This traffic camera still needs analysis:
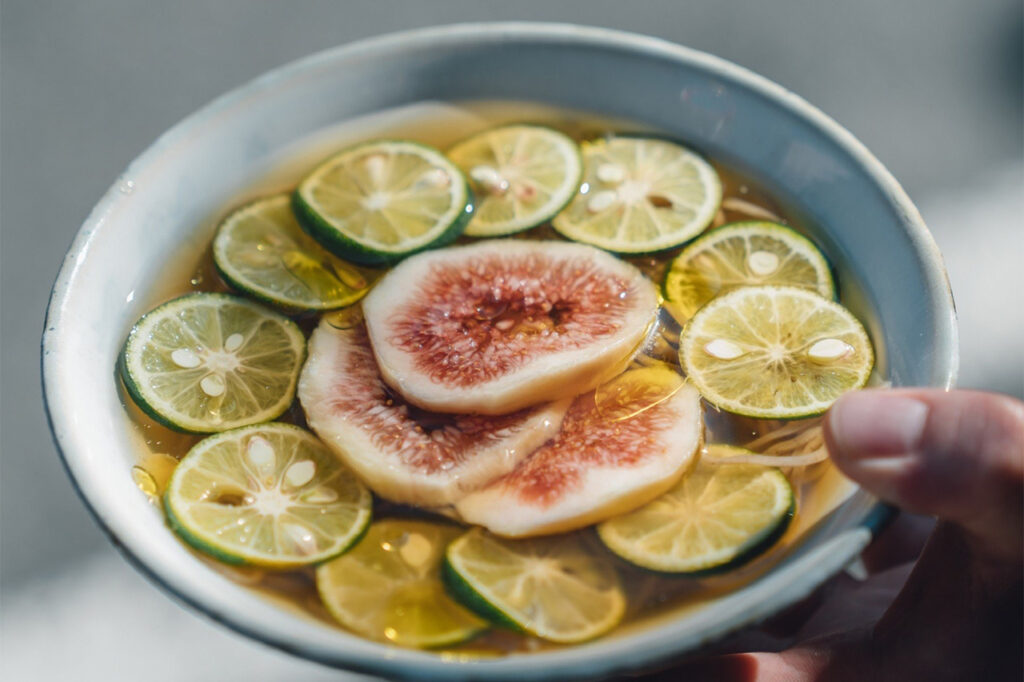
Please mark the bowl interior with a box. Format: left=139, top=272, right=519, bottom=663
left=43, top=23, right=956, bottom=681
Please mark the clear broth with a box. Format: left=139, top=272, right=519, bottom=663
left=121, top=101, right=861, bottom=655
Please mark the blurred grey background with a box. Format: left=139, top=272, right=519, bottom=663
left=1, top=1, right=1021, bottom=679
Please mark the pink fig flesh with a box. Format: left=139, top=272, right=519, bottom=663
left=455, top=381, right=702, bottom=537
left=362, top=240, right=660, bottom=415
left=298, top=319, right=569, bottom=507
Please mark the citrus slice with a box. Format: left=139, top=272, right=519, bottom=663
left=443, top=529, right=625, bottom=643
left=663, top=221, right=835, bottom=321
left=294, top=140, right=472, bottom=265
left=120, top=293, right=306, bottom=433
left=164, top=423, right=372, bottom=568
left=597, top=444, right=794, bottom=574
left=680, top=286, right=873, bottom=418
left=552, top=136, right=721, bottom=253
left=212, top=194, right=371, bottom=311
left=447, top=125, right=582, bottom=236
left=316, top=520, right=487, bottom=648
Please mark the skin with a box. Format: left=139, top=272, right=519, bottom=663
left=642, top=389, right=1024, bottom=681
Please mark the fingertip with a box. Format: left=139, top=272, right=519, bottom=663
left=826, top=388, right=1024, bottom=555
left=658, top=652, right=787, bottom=682
left=647, top=653, right=759, bottom=681
left=825, top=390, right=929, bottom=462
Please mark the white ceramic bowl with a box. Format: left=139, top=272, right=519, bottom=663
left=43, top=23, right=957, bottom=680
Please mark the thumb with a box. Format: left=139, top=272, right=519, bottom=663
left=824, top=388, right=1024, bottom=561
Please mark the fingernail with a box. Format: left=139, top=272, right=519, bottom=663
left=827, top=392, right=929, bottom=460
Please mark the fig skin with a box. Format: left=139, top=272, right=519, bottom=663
left=362, top=240, right=661, bottom=415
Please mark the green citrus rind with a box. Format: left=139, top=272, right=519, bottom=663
left=679, top=286, right=874, bottom=419
left=294, top=139, right=473, bottom=266
left=552, top=136, right=721, bottom=254
left=119, top=293, right=306, bottom=433
left=164, top=423, right=372, bottom=568
left=447, top=124, right=582, bottom=237
left=316, top=520, right=488, bottom=648
left=440, top=557, right=525, bottom=634
left=663, top=221, right=835, bottom=321
left=443, top=529, right=626, bottom=643
left=597, top=445, right=794, bottom=575
left=212, top=194, right=372, bottom=312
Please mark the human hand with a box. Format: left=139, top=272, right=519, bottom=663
left=664, top=389, right=1024, bottom=681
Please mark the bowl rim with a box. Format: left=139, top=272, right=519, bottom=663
left=42, top=21, right=957, bottom=680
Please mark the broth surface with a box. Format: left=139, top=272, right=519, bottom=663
left=120, top=100, right=863, bottom=655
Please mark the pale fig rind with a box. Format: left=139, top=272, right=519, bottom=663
left=455, top=382, right=703, bottom=537
left=362, top=240, right=660, bottom=415
left=298, top=319, right=569, bottom=507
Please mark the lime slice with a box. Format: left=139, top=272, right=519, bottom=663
left=664, top=221, right=835, bottom=321
left=680, top=286, right=874, bottom=418
left=447, top=125, right=582, bottom=236
left=316, top=520, right=487, bottom=648
left=597, top=445, right=793, bottom=574
left=164, top=423, right=372, bottom=568
left=552, top=136, right=721, bottom=253
left=212, top=195, right=371, bottom=311
left=443, top=529, right=625, bottom=643
left=294, top=140, right=472, bottom=265
left=120, top=293, right=305, bottom=433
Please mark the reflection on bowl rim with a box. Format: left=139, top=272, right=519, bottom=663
left=42, top=22, right=957, bottom=681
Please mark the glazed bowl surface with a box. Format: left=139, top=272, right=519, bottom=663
left=43, top=22, right=957, bottom=681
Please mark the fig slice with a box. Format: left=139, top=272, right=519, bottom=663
left=454, top=369, right=703, bottom=537
left=298, top=318, right=570, bottom=507
left=361, top=240, right=660, bottom=415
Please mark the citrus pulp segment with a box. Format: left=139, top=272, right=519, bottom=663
left=212, top=194, right=372, bottom=311
left=680, top=286, right=874, bottom=418
left=663, top=221, right=835, bottom=321
left=443, top=528, right=626, bottom=643
left=597, top=444, right=794, bottom=574
left=294, top=140, right=472, bottom=265
left=316, top=520, right=487, bottom=648
left=120, top=293, right=306, bottom=433
left=552, top=136, right=721, bottom=253
left=164, top=423, right=372, bottom=568
left=447, top=124, right=582, bottom=236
